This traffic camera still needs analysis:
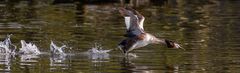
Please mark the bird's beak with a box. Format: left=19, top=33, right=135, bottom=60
left=179, top=46, right=185, bottom=51
left=174, top=43, right=185, bottom=50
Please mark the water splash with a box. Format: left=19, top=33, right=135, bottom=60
left=127, top=53, right=138, bottom=58
left=50, top=41, right=67, bottom=56
left=49, top=41, right=68, bottom=69
left=0, top=35, right=15, bottom=72
left=49, top=54, right=69, bottom=72
left=86, top=43, right=111, bottom=59
left=50, top=54, right=66, bottom=63
left=19, top=40, right=41, bottom=55
left=0, top=35, right=16, bottom=55
left=87, top=43, right=111, bottom=54
left=18, top=40, right=41, bottom=66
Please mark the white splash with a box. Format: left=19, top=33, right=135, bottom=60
left=19, top=40, right=41, bottom=55
left=50, top=41, right=66, bottom=56
left=0, top=35, right=16, bottom=55
left=87, top=44, right=111, bottom=54
left=86, top=43, right=111, bottom=59
left=87, top=47, right=111, bottom=54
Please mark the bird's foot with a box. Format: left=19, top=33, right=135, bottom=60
left=124, top=53, right=138, bottom=58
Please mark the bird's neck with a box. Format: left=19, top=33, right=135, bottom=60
left=153, top=38, right=165, bottom=44
left=145, top=34, right=167, bottom=45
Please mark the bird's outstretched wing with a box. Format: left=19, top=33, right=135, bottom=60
left=126, top=7, right=145, bottom=31
left=119, top=7, right=145, bottom=37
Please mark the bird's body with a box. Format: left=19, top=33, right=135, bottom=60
left=118, top=7, right=182, bottom=55
left=119, top=33, right=148, bottom=53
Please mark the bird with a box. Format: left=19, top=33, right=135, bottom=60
left=118, top=7, right=182, bottom=55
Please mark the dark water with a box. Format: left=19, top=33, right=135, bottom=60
left=0, top=0, right=240, bottom=73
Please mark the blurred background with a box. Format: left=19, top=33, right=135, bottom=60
left=0, top=0, right=239, bottom=73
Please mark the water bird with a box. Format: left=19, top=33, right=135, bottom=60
left=118, top=7, right=182, bottom=55
left=19, top=40, right=41, bottom=55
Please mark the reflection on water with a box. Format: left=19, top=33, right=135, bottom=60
left=20, top=54, right=39, bottom=65
left=0, top=0, right=239, bottom=73
left=0, top=35, right=16, bottom=54
left=49, top=54, right=70, bottom=72
left=120, top=57, right=151, bottom=73
left=50, top=53, right=66, bottom=63
left=0, top=54, right=11, bottom=72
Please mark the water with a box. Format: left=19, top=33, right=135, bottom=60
left=0, top=0, right=240, bottom=73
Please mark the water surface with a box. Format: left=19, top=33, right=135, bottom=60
left=0, top=0, right=239, bottom=73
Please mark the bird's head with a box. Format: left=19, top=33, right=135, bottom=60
left=165, top=40, right=184, bottom=50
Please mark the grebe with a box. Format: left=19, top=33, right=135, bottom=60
left=118, top=7, right=182, bottom=55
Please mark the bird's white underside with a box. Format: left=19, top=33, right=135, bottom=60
left=128, top=34, right=153, bottom=52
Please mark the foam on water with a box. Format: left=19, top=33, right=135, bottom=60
left=19, top=40, right=41, bottom=55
